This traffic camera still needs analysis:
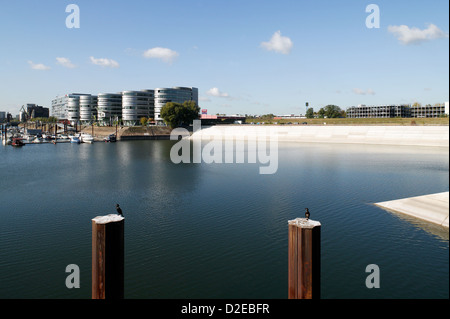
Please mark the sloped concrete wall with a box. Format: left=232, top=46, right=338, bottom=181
left=191, top=125, right=449, bottom=147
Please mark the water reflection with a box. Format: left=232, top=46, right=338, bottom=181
left=0, top=140, right=448, bottom=298
left=377, top=206, right=449, bottom=241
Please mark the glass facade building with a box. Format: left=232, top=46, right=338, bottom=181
left=52, top=93, right=93, bottom=125
left=51, top=86, right=199, bottom=125
left=154, top=87, right=198, bottom=123
left=122, top=90, right=154, bottom=126
left=80, top=95, right=98, bottom=124
left=97, top=93, right=123, bottom=126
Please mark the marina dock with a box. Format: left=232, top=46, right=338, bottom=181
left=375, top=192, right=449, bottom=227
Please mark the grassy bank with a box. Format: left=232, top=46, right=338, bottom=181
left=245, top=117, right=449, bottom=126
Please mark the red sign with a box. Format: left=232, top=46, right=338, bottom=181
left=201, top=109, right=207, bottom=114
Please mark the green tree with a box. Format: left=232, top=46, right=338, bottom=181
left=305, top=108, right=314, bottom=118
left=160, top=101, right=200, bottom=128
left=317, top=108, right=326, bottom=118
left=323, top=105, right=342, bottom=118
left=140, top=117, right=148, bottom=126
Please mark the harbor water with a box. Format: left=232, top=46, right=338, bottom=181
left=0, top=140, right=448, bottom=298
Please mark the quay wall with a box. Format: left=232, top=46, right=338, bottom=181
left=190, top=125, right=449, bottom=147
left=81, top=126, right=172, bottom=141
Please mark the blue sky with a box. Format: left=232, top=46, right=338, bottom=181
left=0, top=0, right=448, bottom=116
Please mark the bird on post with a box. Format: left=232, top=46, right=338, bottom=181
left=305, top=208, right=310, bottom=220
left=116, top=204, right=123, bottom=216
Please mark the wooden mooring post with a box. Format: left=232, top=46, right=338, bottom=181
left=92, top=214, right=124, bottom=299
left=288, top=215, right=321, bottom=299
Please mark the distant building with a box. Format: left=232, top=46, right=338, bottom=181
left=200, top=114, right=246, bottom=125
left=274, top=115, right=306, bottom=119
left=346, top=104, right=410, bottom=118
left=52, top=93, right=94, bottom=124
left=0, top=111, right=5, bottom=122
left=154, top=87, right=198, bottom=123
left=347, top=103, right=449, bottom=118
left=22, top=104, right=49, bottom=119
left=410, top=103, right=448, bottom=118
left=52, top=86, right=198, bottom=125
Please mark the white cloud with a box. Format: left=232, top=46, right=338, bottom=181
left=56, top=57, right=76, bottom=68
left=199, top=96, right=211, bottom=102
left=27, top=60, right=51, bottom=70
left=388, top=23, right=448, bottom=45
left=353, top=88, right=376, bottom=95
left=206, top=87, right=229, bottom=98
left=89, top=56, right=119, bottom=68
left=260, top=30, right=293, bottom=54
left=143, top=47, right=179, bottom=64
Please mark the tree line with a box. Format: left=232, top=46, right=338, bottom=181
left=306, top=105, right=345, bottom=118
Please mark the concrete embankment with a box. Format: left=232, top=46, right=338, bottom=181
left=119, top=126, right=172, bottom=140
left=190, top=125, right=449, bottom=147
left=375, top=192, right=449, bottom=227
left=81, top=126, right=172, bottom=141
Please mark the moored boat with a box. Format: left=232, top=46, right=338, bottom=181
left=33, top=136, right=43, bottom=143
left=80, top=133, right=94, bottom=144
left=12, top=137, right=25, bottom=147
left=104, top=134, right=116, bottom=142
left=69, top=135, right=81, bottom=144
left=22, top=134, right=35, bottom=142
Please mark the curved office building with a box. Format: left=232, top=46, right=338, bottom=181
left=122, top=90, right=154, bottom=126
left=154, top=87, right=198, bottom=123
left=97, top=93, right=122, bottom=126
left=67, top=95, right=80, bottom=125
left=80, top=95, right=97, bottom=124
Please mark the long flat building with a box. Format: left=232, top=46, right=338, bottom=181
left=347, top=103, right=449, bottom=118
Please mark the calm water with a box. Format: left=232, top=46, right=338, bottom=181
left=0, top=139, right=448, bottom=299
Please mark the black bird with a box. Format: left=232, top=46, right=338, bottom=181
left=305, top=208, right=310, bottom=220
left=116, top=204, right=123, bottom=216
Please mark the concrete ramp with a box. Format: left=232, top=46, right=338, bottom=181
left=375, top=192, right=449, bottom=227
left=191, top=125, right=449, bottom=147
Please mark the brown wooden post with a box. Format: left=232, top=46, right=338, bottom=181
left=92, top=214, right=124, bottom=299
left=288, top=217, right=321, bottom=299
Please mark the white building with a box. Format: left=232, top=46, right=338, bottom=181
left=52, top=86, right=199, bottom=125
left=97, top=93, right=122, bottom=126
left=154, top=87, right=198, bottom=123
left=52, top=93, right=94, bottom=125
left=122, top=90, right=154, bottom=126
left=80, top=95, right=98, bottom=124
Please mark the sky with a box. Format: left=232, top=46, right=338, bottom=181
left=0, top=0, right=448, bottom=116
